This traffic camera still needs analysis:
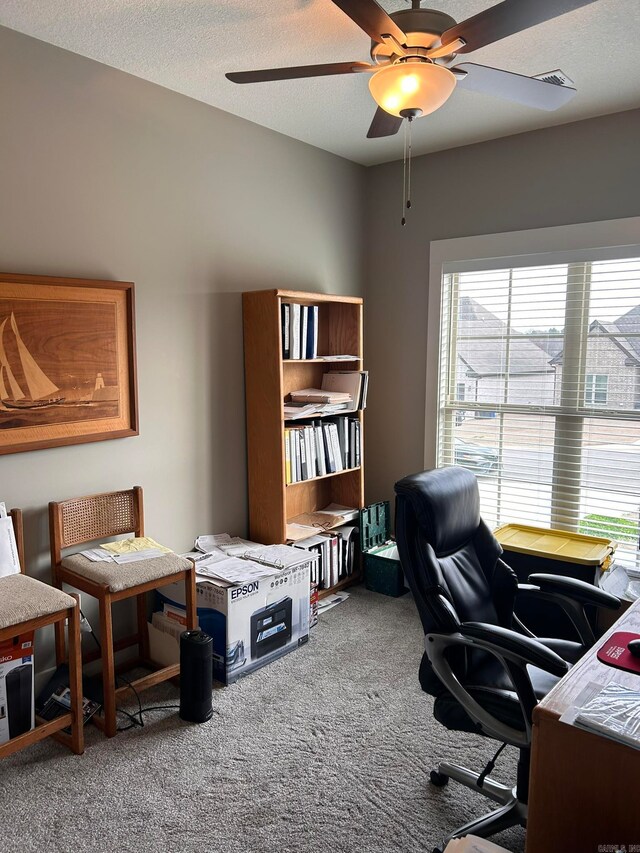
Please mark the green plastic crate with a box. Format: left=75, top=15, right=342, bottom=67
left=360, top=501, right=407, bottom=597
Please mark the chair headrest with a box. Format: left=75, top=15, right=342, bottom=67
left=394, top=467, right=481, bottom=556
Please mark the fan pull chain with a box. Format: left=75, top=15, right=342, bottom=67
left=401, top=116, right=414, bottom=227
left=401, top=119, right=408, bottom=226
left=407, top=115, right=413, bottom=212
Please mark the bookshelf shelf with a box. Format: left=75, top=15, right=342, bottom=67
left=243, top=288, right=364, bottom=597
left=285, top=466, right=361, bottom=487
left=283, top=358, right=361, bottom=365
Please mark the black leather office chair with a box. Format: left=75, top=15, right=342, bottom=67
left=394, top=467, right=620, bottom=853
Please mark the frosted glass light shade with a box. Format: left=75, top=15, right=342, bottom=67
left=368, top=62, right=456, bottom=118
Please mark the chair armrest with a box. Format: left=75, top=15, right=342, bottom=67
left=527, top=574, right=621, bottom=611
left=425, top=622, right=570, bottom=748
left=461, top=621, right=569, bottom=677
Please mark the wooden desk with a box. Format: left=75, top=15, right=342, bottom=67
left=526, top=599, right=640, bottom=853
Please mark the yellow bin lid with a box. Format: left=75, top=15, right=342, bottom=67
left=494, top=523, right=615, bottom=566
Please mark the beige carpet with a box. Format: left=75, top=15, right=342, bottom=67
left=0, top=587, right=525, bottom=853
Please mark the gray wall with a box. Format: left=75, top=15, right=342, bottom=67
left=364, top=109, right=640, bottom=505
left=0, top=26, right=364, bottom=665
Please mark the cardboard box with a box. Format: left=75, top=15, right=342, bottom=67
left=156, top=558, right=311, bottom=685
left=0, top=632, right=35, bottom=744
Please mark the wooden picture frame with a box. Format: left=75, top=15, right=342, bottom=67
left=0, top=273, right=138, bottom=455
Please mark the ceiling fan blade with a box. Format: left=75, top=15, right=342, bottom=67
left=367, top=107, right=403, bottom=139
left=454, top=63, right=577, bottom=110
left=226, top=61, right=373, bottom=84
left=331, top=0, right=407, bottom=45
left=441, top=0, right=600, bottom=54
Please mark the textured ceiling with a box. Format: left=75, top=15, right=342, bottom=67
left=2, top=0, right=639, bottom=165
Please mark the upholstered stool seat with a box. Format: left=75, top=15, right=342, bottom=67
left=0, top=574, right=77, bottom=630
left=61, top=552, right=192, bottom=593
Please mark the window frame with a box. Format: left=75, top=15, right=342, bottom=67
left=426, top=217, right=640, bottom=472
left=585, top=373, right=608, bottom=406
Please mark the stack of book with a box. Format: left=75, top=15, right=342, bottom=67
left=281, top=303, right=318, bottom=359
left=293, top=526, right=359, bottom=589
left=288, top=387, right=352, bottom=406
left=321, top=370, right=368, bottom=410
left=284, top=416, right=361, bottom=483
left=283, top=372, right=368, bottom=419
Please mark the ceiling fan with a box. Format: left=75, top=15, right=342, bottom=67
left=226, top=0, right=599, bottom=138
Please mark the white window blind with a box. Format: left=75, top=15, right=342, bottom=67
left=437, top=256, right=640, bottom=568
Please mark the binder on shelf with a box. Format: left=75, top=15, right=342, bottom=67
left=314, top=423, right=327, bottom=476
left=300, top=306, right=308, bottom=362
left=284, top=429, right=292, bottom=485
left=281, top=302, right=319, bottom=360
left=281, top=304, right=290, bottom=360
left=306, top=305, right=318, bottom=359
left=291, top=304, right=301, bottom=360
left=293, top=525, right=359, bottom=590
left=285, top=417, right=361, bottom=485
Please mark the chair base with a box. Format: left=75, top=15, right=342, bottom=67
left=430, top=760, right=527, bottom=853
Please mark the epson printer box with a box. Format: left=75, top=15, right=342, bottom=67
left=0, top=632, right=35, bottom=744
left=157, top=553, right=312, bottom=684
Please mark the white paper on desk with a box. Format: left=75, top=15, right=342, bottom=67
left=0, top=515, right=21, bottom=578
left=444, top=836, right=513, bottom=852
left=80, top=547, right=116, bottom=562
left=571, top=682, right=640, bottom=750
left=0, top=502, right=6, bottom=518
left=187, top=549, right=228, bottom=566
left=112, top=549, right=164, bottom=564
left=195, top=557, right=276, bottom=584
left=219, top=538, right=262, bottom=557
left=243, top=544, right=312, bottom=569
left=195, top=534, right=231, bottom=553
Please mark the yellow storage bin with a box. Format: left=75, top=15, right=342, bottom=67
left=494, top=523, right=616, bottom=638
left=494, top=524, right=615, bottom=569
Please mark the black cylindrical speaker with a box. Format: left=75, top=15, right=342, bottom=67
left=179, top=630, right=213, bottom=723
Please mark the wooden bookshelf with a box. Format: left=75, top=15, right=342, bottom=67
left=242, top=289, right=364, bottom=596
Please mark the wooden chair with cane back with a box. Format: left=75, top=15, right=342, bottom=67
left=49, top=486, right=197, bottom=738
left=0, top=508, right=84, bottom=759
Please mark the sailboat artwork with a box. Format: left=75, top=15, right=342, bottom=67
left=0, top=274, right=137, bottom=456
left=0, top=313, right=65, bottom=409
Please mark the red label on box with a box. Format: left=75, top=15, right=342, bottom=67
left=0, top=632, right=34, bottom=663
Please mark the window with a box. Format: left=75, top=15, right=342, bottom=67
left=585, top=374, right=608, bottom=406
left=437, top=256, right=640, bottom=567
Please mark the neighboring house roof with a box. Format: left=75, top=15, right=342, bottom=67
left=532, top=338, right=564, bottom=359
left=612, top=304, right=640, bottom=362
left=551, top=311, right=640, bottom=366
left=457, top=296, right=556, bottom=377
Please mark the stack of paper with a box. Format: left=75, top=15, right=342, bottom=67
left=573, top=683, right=640, bottom=749
left=444, top=836, right=514, bottom=853
left=243, top=543, right=312, bottom=569
left=193, top=556, right=276, bottom=584
left=0, top=504, right=21, bottom=578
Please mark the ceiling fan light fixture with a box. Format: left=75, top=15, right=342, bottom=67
left=368, top=59, right=456, bottom=118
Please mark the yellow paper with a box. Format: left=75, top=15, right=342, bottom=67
left=101, top=536, right=172, bottom=555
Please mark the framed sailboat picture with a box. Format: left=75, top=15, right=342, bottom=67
left=0, top=273, right=138, bottom=454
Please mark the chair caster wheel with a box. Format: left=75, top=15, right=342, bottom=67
left=430, top=770, right=449, bottom=787
left=432, top=846, right=444, bottom=853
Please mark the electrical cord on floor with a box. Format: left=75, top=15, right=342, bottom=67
left=115, top=673, right=180, bottom=732
left=82, top=609, right=101, bottom=652
left=477, top=741, right=508, bottom=788
left=80, top=616, right=180, bottom=731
